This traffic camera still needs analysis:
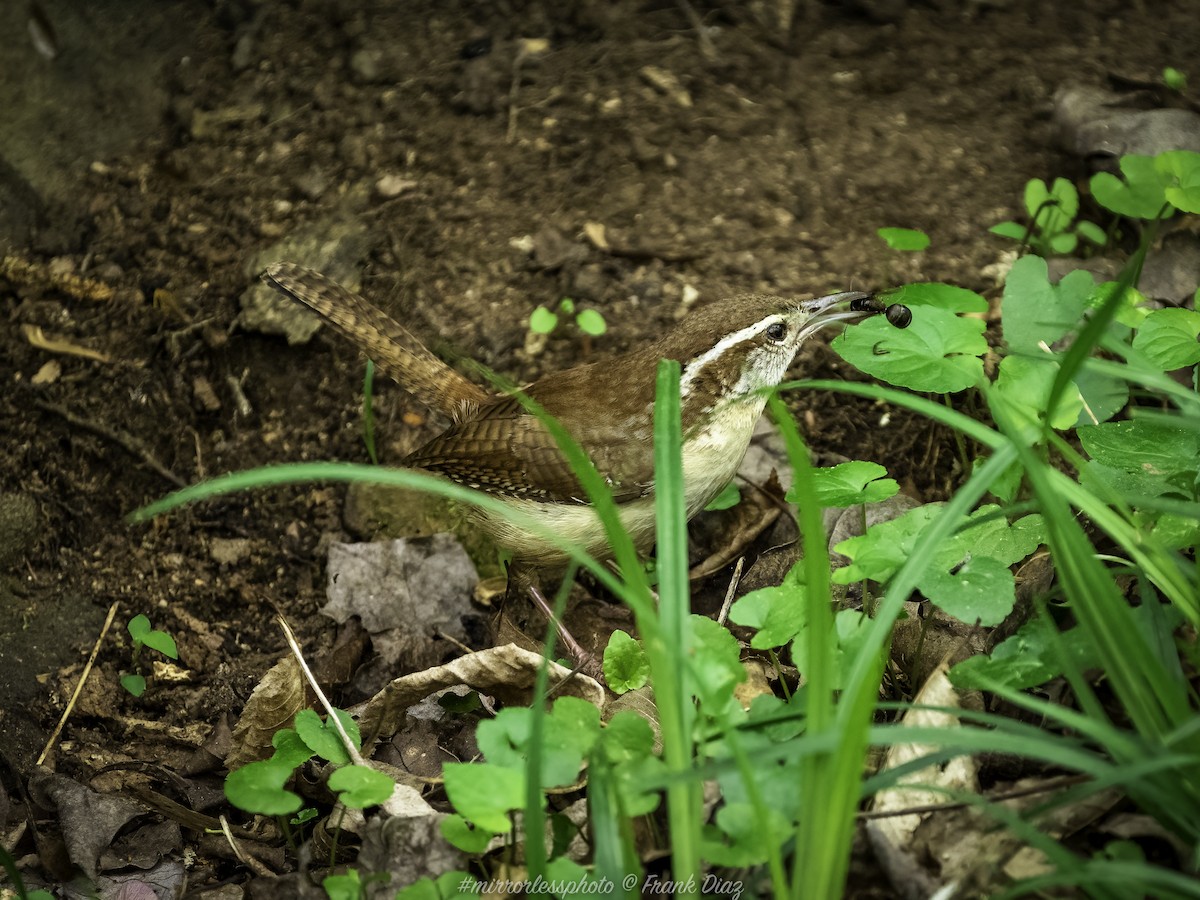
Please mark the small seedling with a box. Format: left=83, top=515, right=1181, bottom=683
left=529, top=297, right=607, bottom=339
left=120, top=614, right=178, bottom=697
left=990, top=177, right=1106, bottom=255
left=1163, top=67, right=1187, bottom=93
left=877, top=227, right=930, bottom=252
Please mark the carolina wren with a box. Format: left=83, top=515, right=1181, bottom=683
left=262, top=264, right=907, bottom=574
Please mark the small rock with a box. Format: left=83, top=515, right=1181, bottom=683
left=1055, top=85, right=1200, bottom=159
left=375, top=174, right=417, bottom=199
left=192, top=376, right=221, bottom=412
left=238, top=214, right=371, bottom=344
left=209, top=537, right=253, bottom=566
left=31, top=360, right=61, bottom=386
left=639, top=66, right=692, bottom=108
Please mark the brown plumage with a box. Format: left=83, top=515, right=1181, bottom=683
left=262, top=263, right=901, bottom=565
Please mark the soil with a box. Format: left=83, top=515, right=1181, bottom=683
left=1, top=0, right=1195, bottom=895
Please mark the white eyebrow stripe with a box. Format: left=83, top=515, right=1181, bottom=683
left=678, top=315, right=781, bottom=400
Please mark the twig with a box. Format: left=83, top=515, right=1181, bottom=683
left=32, top=399, right=187, bottom=488
left=38, top=601, right=119, bottom=765
left=276, top=614, right=366, bottom=766
left=716, top=557, right=745, bottom=626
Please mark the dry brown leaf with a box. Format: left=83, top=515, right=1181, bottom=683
left=226, top=655, right=307, bottom=769
left=355, top=643, right=604, bottom=741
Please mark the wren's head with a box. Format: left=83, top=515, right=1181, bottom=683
left=669, top=291, right=878, bottom=413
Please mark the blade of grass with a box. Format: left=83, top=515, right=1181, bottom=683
left=651, top=358, right=700, bottom=892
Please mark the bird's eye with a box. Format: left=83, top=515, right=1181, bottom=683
left=766, top=322, right=787, bottom=343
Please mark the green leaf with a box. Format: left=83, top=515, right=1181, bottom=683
left=833, top=504, right=1044, bottom=617
left=442, top=762, right=524, bottom=832
left=1000, top=255, right=1090, bottom=353
left=1156, top=150, right=1200, bottom=213
left=1074, top=219, right=1107, bottom=246
left=290, top=807, right=318, bottom=825
left=441, top=813, right=495, bottom=853
left=600, top=710, right=656, bottom=763
left=1078, top=420, right=1200, bottom=480
left=882, top=282, right=988, bottom=313
left=703, top=802, right=792, bottom=866
left=397, top=872, right=477, bottom=900
left=1072, top=366, right=1128, bottom=427
left=877, top=227, right=930, bottom=251
left=127, top=614, right=151, bottom=643
left=1163, top=67, right=1188, bottom=92
left=989, top=221, right=1028, bottom=242
left=328, top=764, right=395, bottom=809
left=729, top=566, right=808, bottom=649
left=690, top=615, right=746, bottom=708
left=950, top=616, right=1097, bottom=690
left=1090, top=155, right=1169, bottom=219
left=704, top=481, right=741, bottom=511
left=799, top=460, right=899, bottom=507
left=269, top=728, right=315, bottom=770
left=558, top=297, right=576, bottom=314
left=791, top=609, right=871, bottom=688
left=1025, top=177, right=1078, bottom=237
left=598, top=716, right=664, bottom=818
left=920, top=554, right=1015, bottom=626
left=294, top=708, right=360, bottom=764
left=602, top=630, right=650, bottom=693
left=529, top=306, right=558, bottom=334
left=991, top=355, right=1083, bottom=438
left=1133, top=307, right=1200, bottom=369
left=1048, top=232, right=1077, bottom=255
left=141, top=629, right=178, bottom=659
left=574, top=308, right=608, bottom=336
left=322, top=870, right=361, bottom=900
left=1087, top=281, right=1149, bottom=328
left=224, top=760, right=302, bottom=815
left=475, top=698, right=598, bottom=788
left=120, top=674, right=146, bottom=696
left=833, top=305, right=986, bottom=393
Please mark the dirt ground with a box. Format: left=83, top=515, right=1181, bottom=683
left=1, top=0, right=1196, bottom=895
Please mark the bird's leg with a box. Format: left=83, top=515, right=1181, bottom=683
left=502, top=560, right=603, bottom=681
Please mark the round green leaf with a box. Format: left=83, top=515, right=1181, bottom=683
left=1001, top=256, right=1092, bottom=353
left=1163, top=67, right=1188, bottom=92
left=441, top=813, right=495, bottom=853
left=919, top=554, right=1015, bottom=627
left=294, top=708, right=359, bottom=764
left=442, top=762, right=524, bottom=833
left=1090, top=155, right=1168, bottom=219
left=121, top=674, right=146, bottom=697
left=877, top=227, right=930, bottom=251
left=833, top=306, right=986, bottom=393
left=603, top=630, right=650, bottom=693
left=327, top=764, right=394, bottom=809
left=575, top=308, right=607, bottom=336
left=529, top=306, right=558, bottom=334
left=803, top=460, right=898, bottom=508
left=1132, top=307, right=1200, bottom=369
left=224, top=760, right=302, bottom=815
left=1156, top=150, right=1200, bottom=213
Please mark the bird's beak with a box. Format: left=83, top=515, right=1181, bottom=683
left=797, top=291, right=911, bottom=340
